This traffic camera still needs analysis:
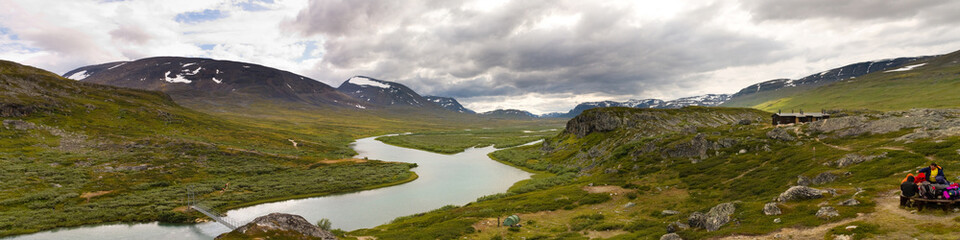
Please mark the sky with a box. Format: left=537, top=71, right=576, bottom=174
left=2, top=0, right=960, bottom=114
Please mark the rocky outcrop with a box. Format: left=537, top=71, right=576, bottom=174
left=563, top=107, right=767, bottom=138
left=766, top=128, right=796, bottom=141
left=778, top=186, right=823, bottom=202
left=816, top=206, right=839, bottom=219
left=763, top=202, right=781, bottom=215
left=812, top=172, right=837, bottom=185
left=834, top=153, right=887, bottom=168
left=810, top=109, right=960, bottom=141
left=0, top=103, right=36, bottom=117
left=216, top=213, right=336, bottom=240
left=688, top=202, right=736, bottom=232
left=662, top=134, right=737, bottom=160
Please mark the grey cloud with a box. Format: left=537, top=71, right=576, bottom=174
left=742, top=0, right=951, bottom=21
left=288, top=1, right=786, bottom=100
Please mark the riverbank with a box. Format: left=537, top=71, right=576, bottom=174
left=221, top=171, right=419, bottom=211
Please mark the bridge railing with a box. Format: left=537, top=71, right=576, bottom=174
left=186, top=187, right=242, bottom=230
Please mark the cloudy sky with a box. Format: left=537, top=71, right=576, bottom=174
left=2, top=0, right=960, bottom=114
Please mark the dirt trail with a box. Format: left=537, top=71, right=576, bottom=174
left=723, top=161, right=769, bottom=184
left=814, top=137, right=853, bottom=151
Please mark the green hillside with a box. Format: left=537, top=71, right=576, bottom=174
left=0, top=60, right=421, bottom=236
left=744, top=49, right=960, bottom=112
left=349, top=106, right=960, bottom=239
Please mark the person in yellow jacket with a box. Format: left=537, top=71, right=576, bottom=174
left=918, top=163, right=946, bottom=184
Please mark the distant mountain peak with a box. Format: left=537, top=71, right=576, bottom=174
left=346, top=76, right=391, bottom=88
left=542, top=94, right=729, bottom=118
left=423, top=96, right=475, bottom=114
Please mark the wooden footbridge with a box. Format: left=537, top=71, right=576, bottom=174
left=187, top=187, right=241, bottom=230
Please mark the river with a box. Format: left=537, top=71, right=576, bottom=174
left=6, top=136, right=534, bottom=240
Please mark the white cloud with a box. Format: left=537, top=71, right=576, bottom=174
left=1, top=0, right=960, bottom=113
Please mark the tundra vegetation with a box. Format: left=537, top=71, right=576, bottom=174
left=347, top=107, right=960, bottom=239
left=0, top=60, right=560, bottom=237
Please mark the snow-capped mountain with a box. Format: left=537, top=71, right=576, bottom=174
left=731, top=57, right=932, bottom=98
left=479, top=109, right=538, bottom=119
left=65, top=57, right=360, bottom=107
left=542, top=95, right=729, bottom=118
left=660, top=94, right=731, bottom=108
left=423, top=96, right=475, bottom=113
left=336, top=76, right=438, bottom=109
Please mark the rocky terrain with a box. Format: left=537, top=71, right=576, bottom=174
left=216, top=213, right=336, bottom=240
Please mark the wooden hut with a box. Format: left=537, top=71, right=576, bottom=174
left=772, top=110, right=829, bottom=125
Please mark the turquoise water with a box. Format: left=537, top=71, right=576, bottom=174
left=6, top=136, right=534, bottom=240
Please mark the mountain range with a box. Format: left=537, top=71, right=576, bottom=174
left=61, top=52, right=947, bottom=119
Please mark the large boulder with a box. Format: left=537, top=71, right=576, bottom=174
left=216, top=213, right=336, bottom=240
left=778, top=186, right=823, bottom=202
left=766, top=128, right=796, bottom=141
left=811, top=172, right=838, bottom=185
left=797, top=175, right=812, bottom=186
left=763, top=202, right=781, bottom=215
left=688, top=202, right=737, bottom=232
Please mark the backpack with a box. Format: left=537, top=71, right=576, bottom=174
left=946, top=186, right=960, bottom=200
left=919, top=182, right=936, bottom=199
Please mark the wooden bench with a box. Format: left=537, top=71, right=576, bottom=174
left=901, top=195, right=960, bottom=212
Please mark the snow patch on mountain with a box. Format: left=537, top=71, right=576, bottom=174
left=347, top=76, right=390, bottom=88
left=66, top=70, right=90, bottom=80
left=163, top=71, right=192, bottom=84
left=885, top=63, right=927, bottom=72
left=108, top=63, right=126, bottom=70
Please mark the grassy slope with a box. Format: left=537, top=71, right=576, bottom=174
left=374, top=122, right=565, bottom=154
left=345, top=107, right=958, bottom=239
left=729, top=49, right=960, bottom=112
left=0, top=61, right=421, bottom=236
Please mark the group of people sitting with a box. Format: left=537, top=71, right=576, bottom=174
left=901, top=163, right=960, bottom=200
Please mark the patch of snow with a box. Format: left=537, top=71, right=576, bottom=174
left=66, top=70, right=90, bottom=80
left=184, top=67, right=201, bottom=76
left=355, top=104, right=366, bottom=109
left=163, top=71, right=192, bottom=84
left=347, top=76, right=390, bottom=88
left=108, top=63, right=126, bottom=70
left=884, top=63, right=927, bottom=72
left=286, top=83, right=293, bottom=90
left=243, top=65, right=250, bottom=68
left=216, top=69, right=222, bottom=74
left=212, top=77, right=222, bottom=84
left=182, top=62, right=197, bottom=67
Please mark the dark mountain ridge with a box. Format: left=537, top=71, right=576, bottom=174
left=65, top=56, right=361, bottom=108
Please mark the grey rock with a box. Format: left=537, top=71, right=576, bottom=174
left=767, top=128, right=796, bottom=141
left=661, top=233, right=683, bottom=240
left=687, top=212, right=706, bottom=229
left=763, top=202, right=782, bottom=215
left=738, top=119, right=752, bottom=125
left=778, top=186, right=823, bottom=202
left=688, top=202, right=737, bottom=232
left=773, top=218, right=781, bottom=223
left=661, top=210, right=679, bottom=215
left=624, top=202, right=636, bottom=208
left=797, top=175, right=812, bottom=186
left=812, top=172, right=838, bottom=185
left=839, top=199, right=860, bottom=206
left=738, top=149, right=747, bottom=154
left=816, top=206, right=840, bottom=219
left=217, top=213, right=336, bottom=240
